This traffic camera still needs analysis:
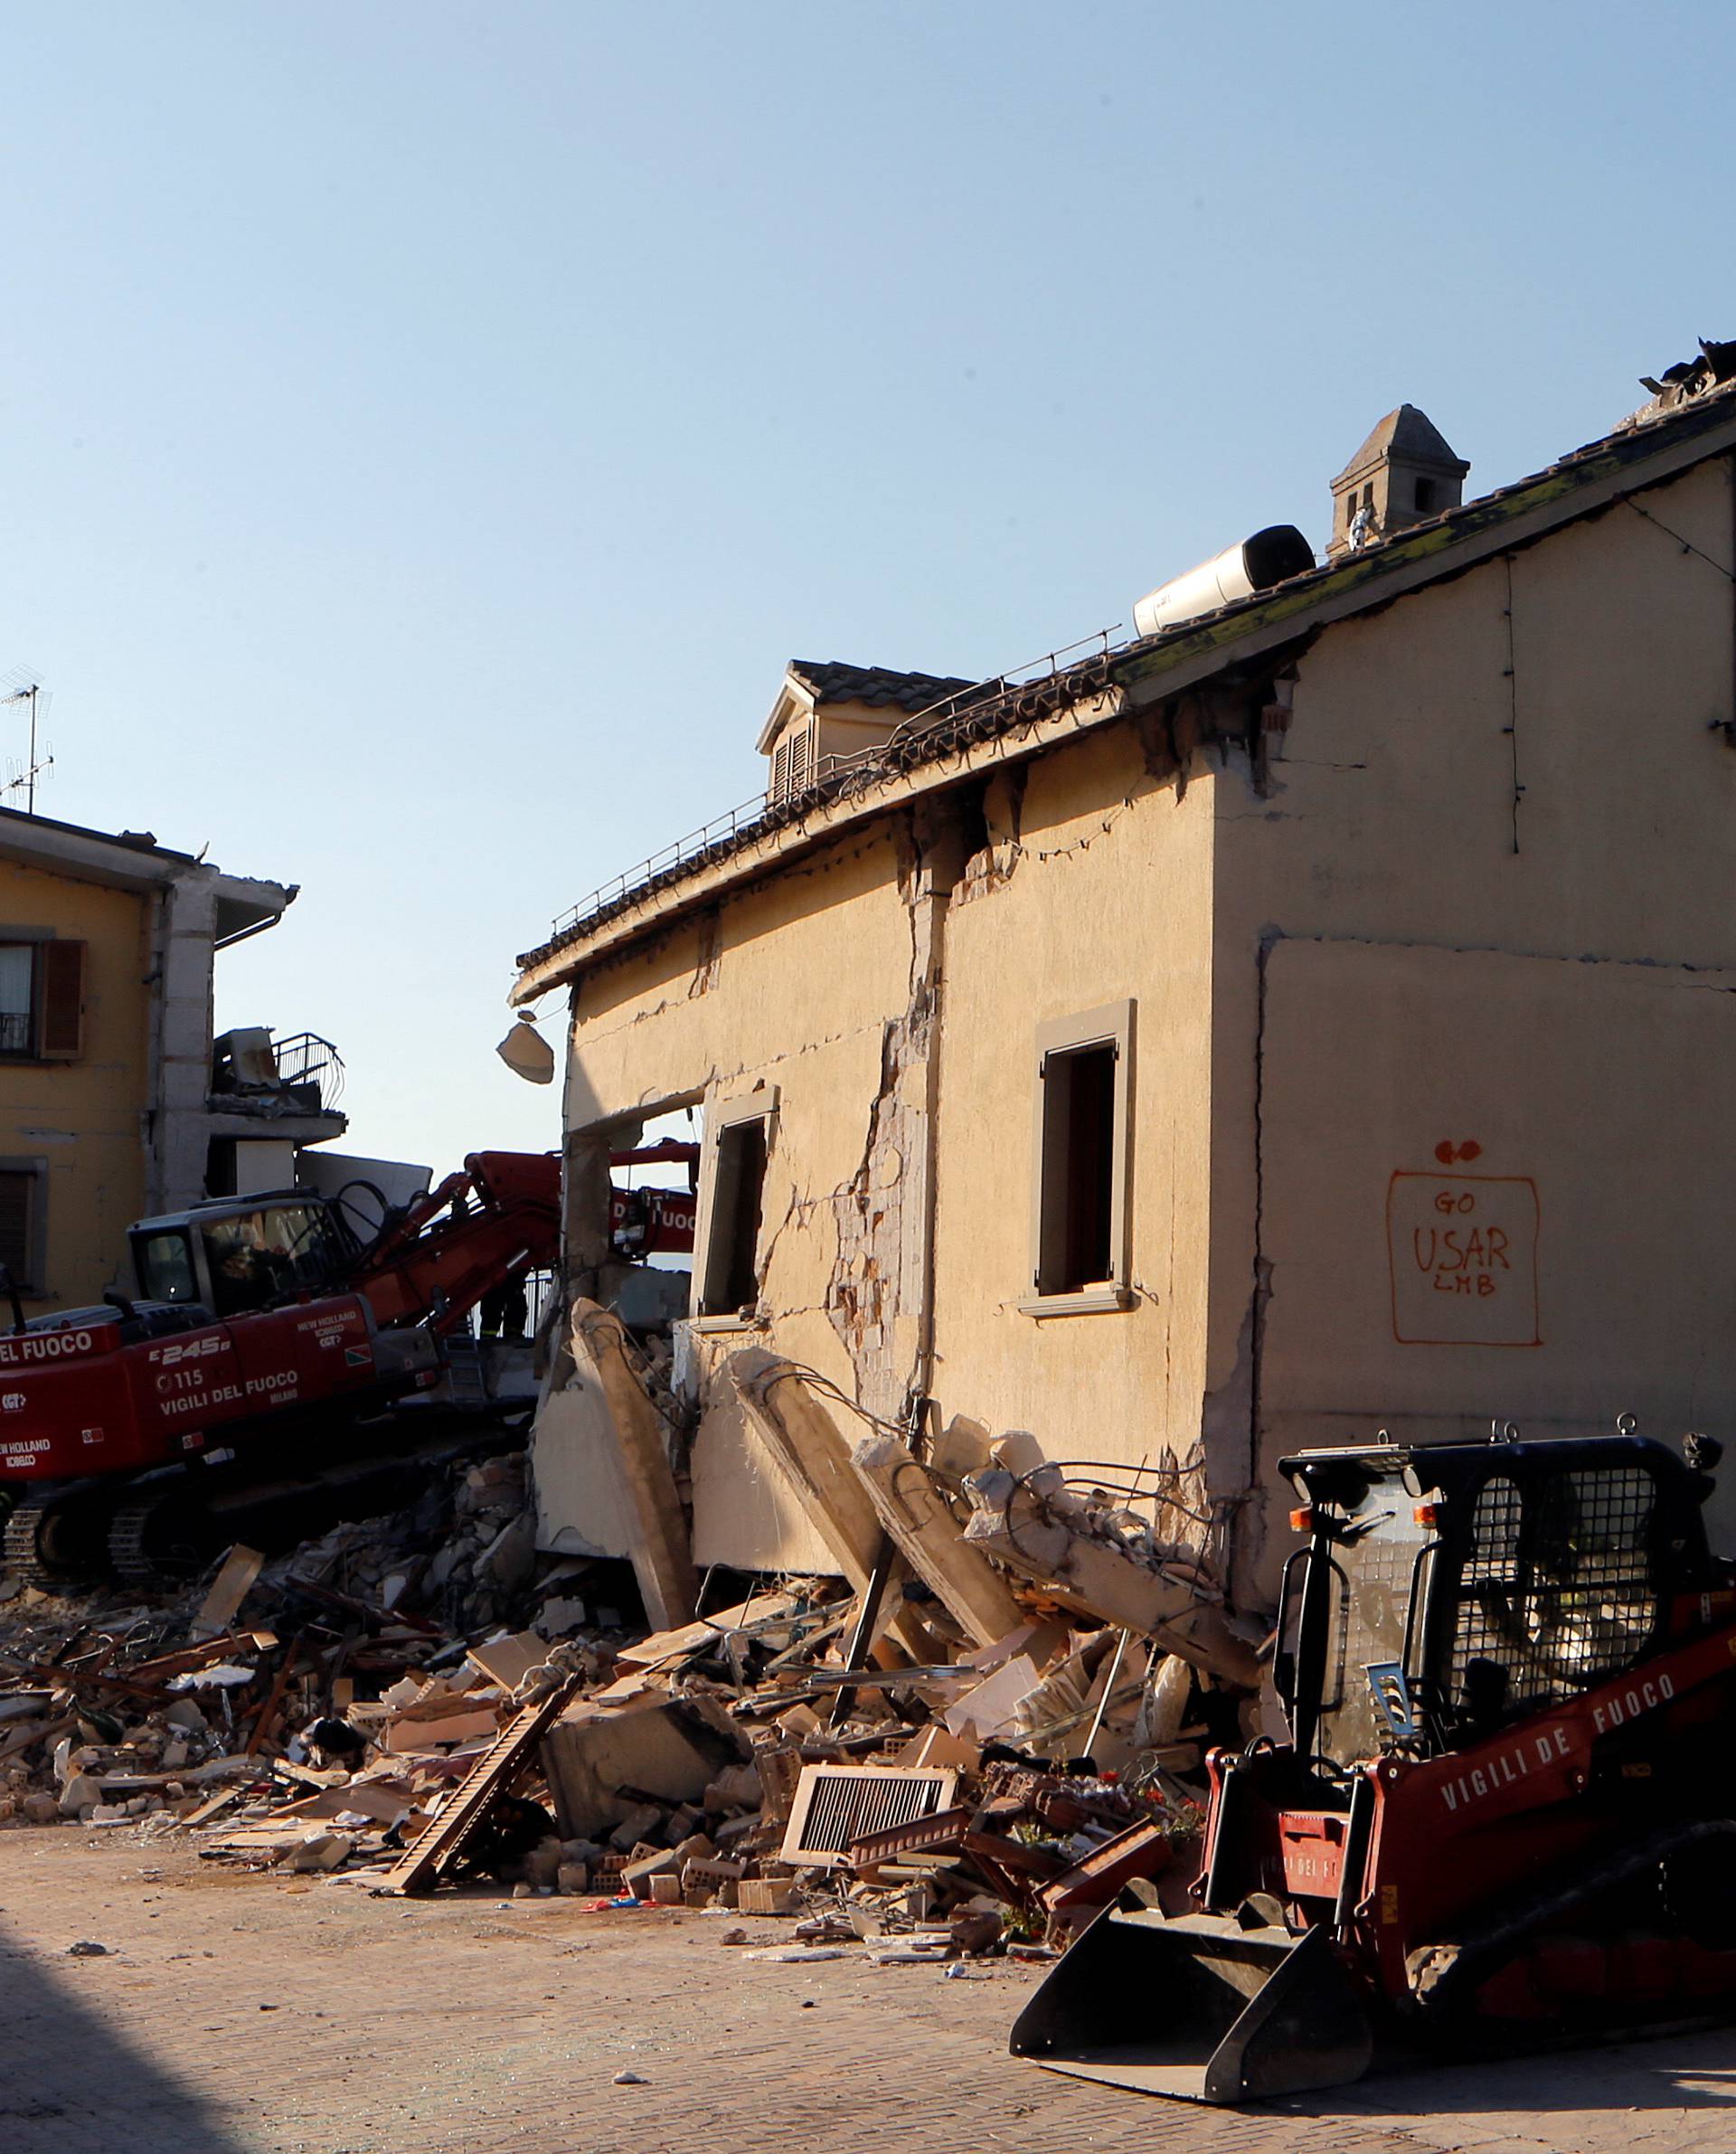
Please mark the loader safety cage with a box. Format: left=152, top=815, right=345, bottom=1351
left=1277, top=1434, right=1715, bottom=1771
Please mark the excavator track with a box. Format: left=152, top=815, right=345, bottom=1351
left=2, top=1502, right=57, bottom=1589
left=11, top=1408, right=529, bottom=1592
left=2, top=1487, right=118, bottom=1590
left=107, top=1496, right=205, bottom=1589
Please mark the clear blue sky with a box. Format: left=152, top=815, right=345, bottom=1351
left=4, top=4, right=1727, bottom=1170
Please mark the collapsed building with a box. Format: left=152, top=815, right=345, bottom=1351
left=511, top=345, right=1736, bottom=1661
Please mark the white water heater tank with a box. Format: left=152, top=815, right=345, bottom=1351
left=1132, top=524, right=1316, bottom=641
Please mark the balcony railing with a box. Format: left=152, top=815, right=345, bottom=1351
left=542, top=627, right=1121, bottom=951
left=272, top=1032, right=345, bottom=1113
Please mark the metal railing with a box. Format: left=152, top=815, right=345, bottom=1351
left=272, top=1031, right=345, bottom=1112
left=544, top=627, right=1122, bottom=948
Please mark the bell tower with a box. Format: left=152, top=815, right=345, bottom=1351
left=1328, top=405, right=1468, bottom=557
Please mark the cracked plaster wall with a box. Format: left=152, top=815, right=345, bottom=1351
left=552, top=822, right=935, bottom=1572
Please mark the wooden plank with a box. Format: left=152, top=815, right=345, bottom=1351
left=0, top=1653, right=166, bottom=1705
left=191, top=1546, right=266, bottom=1639
left=847, top=1803, right=973, bottom=1867
left=1036, top=1818, right=1174, bottom=1914
left=961, top=1828, right=1067, bottom=1878
left=128, top=1630, right=278, bottom=1681
left=372, top=1677, right=579, bottom=1897
left=244, top=1635, right=303, bottom=1758
left=382, top=1706, right=502, bottom=1752
left=613, top=1592, right=795, bottom=1671
left=179, top=1785, right=248, bottom=1830
left=281, top=1576, right=441, bottom=1635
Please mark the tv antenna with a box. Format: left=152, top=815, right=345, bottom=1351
left=0, top=673, right=53, bottom=815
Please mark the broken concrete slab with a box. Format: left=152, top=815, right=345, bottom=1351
left=962, top=1468, right=1261, bottom=1687
left=541, top=1698, right=741, bottom=1843
left=727, top=1353, right=929, bottom=1662
left=849, top=1434, right=1023, bottom=1649
left=569, top=1299, right=698, bottom=1631
left=467, top=1631, right=550, bottom=1692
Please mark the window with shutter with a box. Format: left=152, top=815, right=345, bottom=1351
left=787, top=723, right=811, bottom=794
left=0, top=945, right=33, bottom=1057
left=0, top=1169, right=36, bottom=1289
left=40, top=940, right=84, bottom=1060
left=772, top=737, right=791, bottom=800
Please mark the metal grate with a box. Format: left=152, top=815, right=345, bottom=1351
left=780, top=1764, right=957, bottom=1868
left=1450, top=1465, right=1662, bottom=1712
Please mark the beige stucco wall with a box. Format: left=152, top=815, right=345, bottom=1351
left=0, top=859, right=152, bottom=1308
left=929, top=725, right=1218, bottom=1478
left=1204, top=458, right=1736, bottom=1593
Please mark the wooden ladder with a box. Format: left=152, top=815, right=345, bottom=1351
left=373, top=1677, right=576, bottom=1896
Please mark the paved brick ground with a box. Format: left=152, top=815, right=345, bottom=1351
left=1, top=1828, right=1733, bottom=2154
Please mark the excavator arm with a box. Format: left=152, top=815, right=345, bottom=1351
left=349, top=1151, right=561, bottom=1337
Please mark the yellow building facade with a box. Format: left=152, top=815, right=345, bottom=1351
left=0, top=811, right=343, bottom=1315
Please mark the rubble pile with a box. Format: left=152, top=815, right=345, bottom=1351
left=0, top=1445, right=610, bottom=1840
left=3, top=1355, right=1261, bottom=1966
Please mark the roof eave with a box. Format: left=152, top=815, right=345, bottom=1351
left=515, top=392, right=1736, bottom=1005
left=755, top=674, right=816, bottom=755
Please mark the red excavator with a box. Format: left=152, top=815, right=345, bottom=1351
left=1012, top=1426, right=1736, bottom=2103
left=0, top=1151, right=559, bottom=1586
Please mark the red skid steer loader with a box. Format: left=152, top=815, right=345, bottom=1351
left=1011, top=1428, right=1736, bottom=2103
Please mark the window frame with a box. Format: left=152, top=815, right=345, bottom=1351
left=0, top=930, right=84, bottom=1063
left=1020, top=999, right=1135, bottom=1318
left=0, top=942, right=35, bottom=1059
left=0, top=1156, right=49, bottom=1295
left=691, top=1084, right=778, bottom=1332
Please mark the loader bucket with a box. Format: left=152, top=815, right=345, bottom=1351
left=1008, top=1898, right=1374, bottom=2105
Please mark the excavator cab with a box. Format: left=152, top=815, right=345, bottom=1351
left=130, top=1193, right=358, bottom=1320
left=1012, top=1430, right=1725, bottom=2104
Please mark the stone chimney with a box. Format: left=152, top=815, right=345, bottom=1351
left=1328, top=405, right=1468, bottom=558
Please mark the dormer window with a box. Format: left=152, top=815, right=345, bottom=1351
left=771, top=719, right=814, bottom=802
left=1414, top=476, right=1439, bottom=515
left=760, top=660, right=975, bottom=798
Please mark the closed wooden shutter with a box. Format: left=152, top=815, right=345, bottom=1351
left=40, top=940, right=84, bottom=1060
left=0, top=1170, right=34, bottom=1287
left=772, top=737, right=791, bottom=800
left=788, top=723, right=811, bottom=794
